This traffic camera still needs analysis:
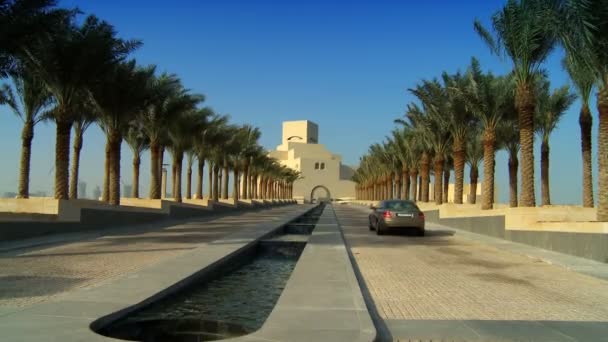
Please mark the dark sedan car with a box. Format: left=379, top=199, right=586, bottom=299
left=368, top=200, right=425, bottom=236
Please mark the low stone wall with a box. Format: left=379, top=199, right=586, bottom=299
left=0, top=198, right=297, bottom=242
left=424, top=209, right=608, bottom=263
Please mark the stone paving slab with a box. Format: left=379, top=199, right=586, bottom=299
left=0, top=205, right=313, bottom=341
left=334, top=205, right=608, bottom=342
left=0, top=206, right=301, bottom=308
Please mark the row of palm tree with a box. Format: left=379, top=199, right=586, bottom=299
left=0, top=0, right=300, bottom=204
left=354, top=0, right=607, bottom=221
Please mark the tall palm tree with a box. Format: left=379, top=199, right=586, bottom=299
left=167, top=110, right=204, bottom=203
left=194, top=113, right=228, bottom=200
left=564, top=53, right=596, bottom=207
left=497, top=114, right=520, bottom=207
left=466, top=129, right=484, bottom=204
left=445, top=70, right=477, bottom=204
left=462, top=61, right=512, bottom=209
left=1, top=69, right=53, bottom=198
left=475, top=0, right=560, bottom=207
left=91, top=61, right=155, bottom=205
left=535, top=81, right=576, bottom=206
left=560, top=0, right=608, bottom=219
left=0, top=0, right=74, bottom=77
left=69, top=106, right=95, bottom=199
left=140, top=74, right=199, bottom=199
left=237, top=126, right=262, bottom=200
left=125, top=121, right=149, bottom=198
left=408, top=79, right=452, bottom=205
left=22, top=15, right=139, bottom=199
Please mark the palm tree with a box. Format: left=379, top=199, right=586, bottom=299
left=237, top=126, right=262, bottom=200
left=407, top=79, right=452, bottom=205
left=465, top=129, right=484, bottom=204
left=462, top=61, right=512, bottom=209
left=497, top=114, right=520, bottom=207
left=0, top=0, right=74, bottom=77
left=21, top=15, right=139, bottom=199
left=535, top=81, right=576, bottom=206
left=125, top=121, right=149, bottom=198
left=445, top=70, right=477, bottom=204
left=559, top=0, right=608, bottom=219
left=1, top=69, right=53, bottom=198
left=475, top=0, right=560, bottom=207
left=91, top=61, right=155, bottom=205
left=194, top=113, right=228, bottom=200
left=564, top=54, right=596, bottom=207
left=69, top=107, right=95, bottom=199
left=140, top=74, right=199, bottom=199
left=167, top=110, right=204, bottom=203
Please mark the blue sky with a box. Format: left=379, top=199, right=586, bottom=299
left=0, top=0, right=599, bottom=204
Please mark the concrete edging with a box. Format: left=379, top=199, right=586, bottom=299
left=424, top=209, right=608, bottom=263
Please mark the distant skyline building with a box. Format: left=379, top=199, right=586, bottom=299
left=268, top=120, right=356, bottom=203
left=123, top=184, right=132, bottom=198
left=78, top=181, right=87, bottom=199
left=2, top=192, right=16, bottom=198
left=92, top=185, right=101, bottom=200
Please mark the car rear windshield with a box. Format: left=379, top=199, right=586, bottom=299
left=384, top=201, right=418, bottom=210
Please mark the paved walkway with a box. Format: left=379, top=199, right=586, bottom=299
left=333, top=205, right=608, bottom=342
left=0, top=206, right=298, bottom=309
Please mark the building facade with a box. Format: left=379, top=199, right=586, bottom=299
left=269, top=120, right=356, bottom=203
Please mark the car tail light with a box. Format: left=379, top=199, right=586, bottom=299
left=418, top=212, right=425, bottom=220
left=383, top=210, right=393, bottom=218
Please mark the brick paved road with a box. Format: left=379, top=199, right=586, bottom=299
left=0, top=206, right=297, bottom=308
left=333, top=205, right=608, bottom=322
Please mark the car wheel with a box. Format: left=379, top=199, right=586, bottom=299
left=376, top=222, right=385, bottom=235
left=417, top=229, right=425, bottom=237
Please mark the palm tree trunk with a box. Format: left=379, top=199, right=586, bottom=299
left=579, top=105, right=594, bottom=207
left=433, top=156, right=444, bottom=205
left=421, top=152, right=430, bottom=202
left=243, top=162, right=249, bottom=199
left=596, top=89, right=608, bottom=221
left=196, top=158, right=204, bottom=199
left=469, top=165, right=478, bottom=204
left=453, top=140, right=465, bottom=204
left=516, top=83, right=536, bottom=207
left=109, top=131, right=121, bottom=206
left=132, top=154, right=140, bottom=198
left=186, top=158, right=192, bottom=200
left=159, top=146, right=165, bottom=180
left=410, top=169, right=418, bottom=202
left=482, top=128, right=496, bottom=210
left=69, top=126, right=83, bottom=200
left=174, top=151, right=182, bottom=202
left=18, top=121, right=34, bottom=198
left=54, top=119, right=72, bottom=200
left=443, top=165, right=449, bottom=203
left=541, top=139, right=551, bottom=206
left=389, top=173, right=394, bottom=199
left=213, top=163, right=220, bottom=201
left=102, top=139, right=110, bottom=202
left=171, top=162, right=177, bottom=199
left=418, top=175, right=423, bottom=201
left=395, top=172, right=401, bottom=199
left=149, top=142, right=161, bottom=199
left=508, top=151, right=518, bottom=208
left=402, top=168, right=409, bottom=200
left=222, top=159, right=229, bottom=200
left=233, top=168, right=239, bottom=201
left=208, top=162, right=214, bottom=199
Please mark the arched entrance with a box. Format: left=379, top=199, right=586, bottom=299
left=310, top=185, right=331, bottom=203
